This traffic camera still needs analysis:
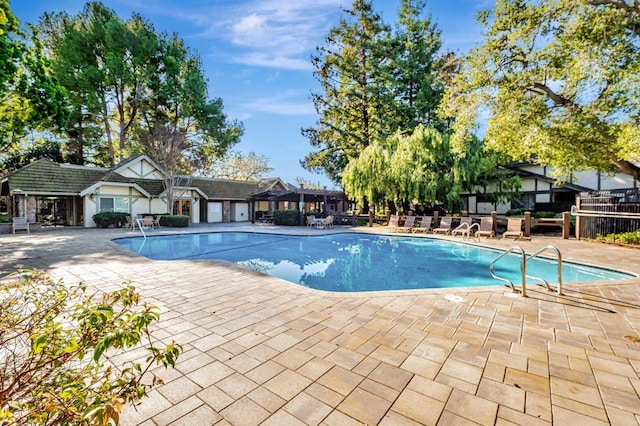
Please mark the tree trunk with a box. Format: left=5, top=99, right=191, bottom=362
left=612, top=159, right=640, bottom=180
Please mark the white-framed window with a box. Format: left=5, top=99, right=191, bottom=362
left=99, top=197, right=130, bottom=213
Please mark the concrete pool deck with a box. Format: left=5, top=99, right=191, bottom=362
left=1, top=223, right=639, bottom=425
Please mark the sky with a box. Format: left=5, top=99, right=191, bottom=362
left=10, top=0, right=490, bottom=189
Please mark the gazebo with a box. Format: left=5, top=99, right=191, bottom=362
left=250, top=182, right=348, bottom=226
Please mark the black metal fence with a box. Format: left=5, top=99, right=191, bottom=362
left=578, top=189, right=640, bottom=239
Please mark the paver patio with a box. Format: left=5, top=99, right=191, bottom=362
left=1, top=223, right=639, bottom=425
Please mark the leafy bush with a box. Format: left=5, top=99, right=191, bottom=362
left=0, top=270, right=182, bottom=425
left=93, top=212, right=129, bottom=228
left=0, top=214, right=12, bottom=223
left=274, top=209, right=299, bottom=225
left=533, top=211, right=558, bottom=218
left=596, top=231, right=640, bottom=245
left=159, top=214, right=189, bottom=227
left=506, top=208, right=524, bottom=217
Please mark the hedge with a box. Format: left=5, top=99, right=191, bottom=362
left=159, top=215, right=189, bottom=227
left=92, top=212, right=129, bottom=228
left=274, top=210, right=299, bottom=226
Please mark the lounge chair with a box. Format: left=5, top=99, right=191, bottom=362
left=411, top=216, right=433, bottom=233
left=386, top=215, right=400, bottom=230
left=475, top=217, right=495, bottom=239
left=433, top=216, right=453, bottom=235
left=451, top=217, right=473, bottom=237
left=502, top=218, right=524, bottom=240
left=396, top=215, right=416, bottom=232
left=12, top=217, right=29, bottom=234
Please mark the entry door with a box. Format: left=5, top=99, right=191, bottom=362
left=173, top=200, right=192, bottom=221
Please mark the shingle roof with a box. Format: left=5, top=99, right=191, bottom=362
left=192, top=177, right=259, bottom=200
left=1, top=159, right=109, bottom=195
left=131, top=179, right=165, bottom=197
left=0, top=157, right=288, bottom=202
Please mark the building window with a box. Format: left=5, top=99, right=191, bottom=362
left=99, top=197, right=129, bottom=213
left=512, top=194, right=535, bottom=211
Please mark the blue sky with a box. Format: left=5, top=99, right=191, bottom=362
left=11, top=0, right=489, bottom=188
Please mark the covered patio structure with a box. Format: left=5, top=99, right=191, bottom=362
left=250, top=185, right=349, bottom=226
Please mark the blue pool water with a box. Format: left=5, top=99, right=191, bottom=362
left=113, top=232, right=634, bottom=292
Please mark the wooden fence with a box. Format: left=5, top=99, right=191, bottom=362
left=576, top=189, right=640, bottom=239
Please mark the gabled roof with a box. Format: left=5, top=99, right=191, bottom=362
left=1, top=159, right=109, bottom=195
left=257, top=177, right=291, bottom=193
left=192, top=177, right=259, bottom=201
left=509, top=167, right=592, bottom=192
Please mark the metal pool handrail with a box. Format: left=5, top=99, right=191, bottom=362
left=526, top=245, right=563, bottom=295
left=489, top=246, right=527, bottom=297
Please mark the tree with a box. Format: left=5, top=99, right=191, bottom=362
left=0, top=1, right=68, bottom=156
left=342, top=125, right=519, bottom=212
left=39, top=2, right=160, bottom=166
left=0, top=270, right=181, bottom=425
left=204, top=150, right=273, bottom=181
left=134, top=33, right=243, bottom=212
left=302, top=0, right=391, bottom=183
left=384, top=0, right=448, bottom=133
left=441, top=0, right=640, bottom=181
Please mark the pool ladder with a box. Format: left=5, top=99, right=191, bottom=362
left=489, top=245, right=563, bottom=297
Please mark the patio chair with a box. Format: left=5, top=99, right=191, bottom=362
left=324, top=215, right=334, bottom=229
left=433, top=216, right=453, bottom=235
left=502, top=218, right=524, bottom=240
left=12, top=217, right=29, bottom=234
left=411, top=216, right=433, bottom=233
left=451, top=217, right=473, bottom=237
left=306, top=215, right=315, bottom=228
left=142, top=216, right=155, bottom=229
left=395, top=215, right=416, bottom=232
left=475, top=217, right=495, bottom=239
left=125, top=215, right=135, bottom=229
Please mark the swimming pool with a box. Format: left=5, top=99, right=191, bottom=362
left=113, top=232, right=634, bottom=292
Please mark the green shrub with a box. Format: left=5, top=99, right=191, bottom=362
left=0, top=270, right=182, bottom=425
left=93, top=212, right=129, bottom=228
left=506, top=208, right=524, bottom=217
left=0, top=214, right=12, bottom=223
left=159, top=214, right=189, bottom=227
left=356, top=218, right=369, bottom=226
left=533, top=211, right=557, bottom=218
left=274, top=210, right=299, bottom=226
left=597, top=231, right=640, bottom=245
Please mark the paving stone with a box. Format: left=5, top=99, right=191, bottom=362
left=220, top=396, right=270, bottom=426
left=284, top=392, right=332, bottom=424
left=337, top=387, right=391, bottom=425
left=444, top=388, right=498, bottom=426
left=7, top=227, right=640, bottom=426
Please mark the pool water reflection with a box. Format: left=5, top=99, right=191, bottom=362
left=113, top=232, right=634, bottom=292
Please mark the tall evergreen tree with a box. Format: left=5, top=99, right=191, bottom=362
left=302, top=0, right=391, bottom=183
left=384, top=0, right=448, bottom=133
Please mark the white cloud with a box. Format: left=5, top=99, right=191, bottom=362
left=224, top=0, right=347, bottom=69
left=240, top=91, right=316, bottom=116
left=231, top=53, right=311, bottom=71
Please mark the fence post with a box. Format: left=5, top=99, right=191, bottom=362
left=575, top=196, right=581, bottom=240
left=562, top=211, right=570, bottom=239
left=524, top=211, right=531, bottom=238
left=491, top=211, right=498, bottom=235
left=369, top=211, right=373, bottom=227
